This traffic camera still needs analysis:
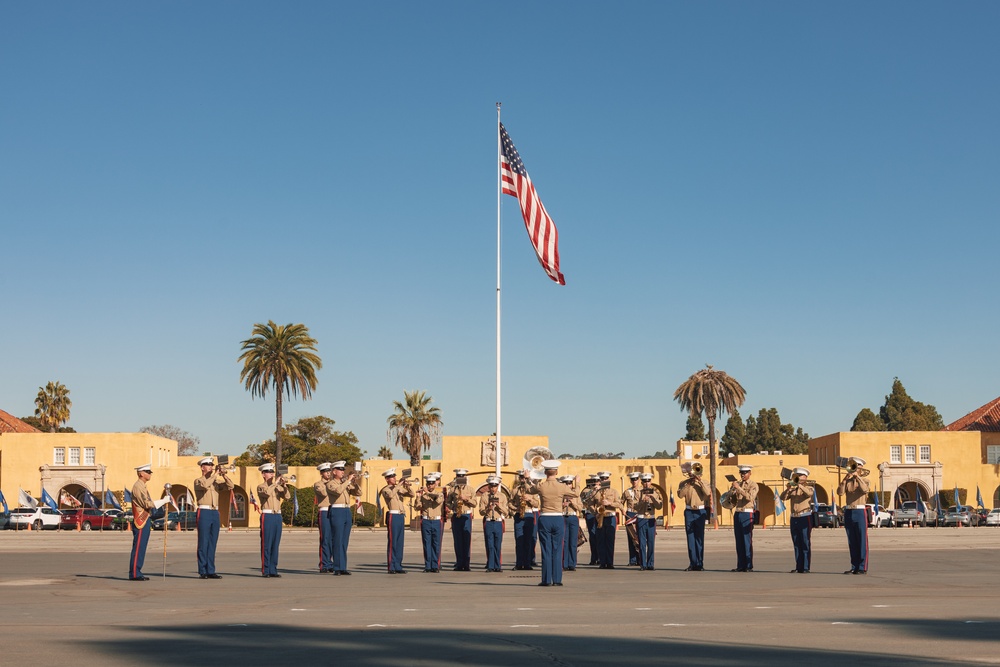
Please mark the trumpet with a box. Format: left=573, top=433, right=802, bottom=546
left=278, top=474, right=297, bottom=485
left=788, top=473, right=815, bottom=488
left=690, top=462, right=703, bottom=477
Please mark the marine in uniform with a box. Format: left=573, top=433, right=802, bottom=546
left=525, top=461, right=578, bottom=586
left=593, top=471, right=623, bottom=569
left=635, top=473, right=663, bottom=570
left=379, top=468, right=415, bottom=574
left=677, top=463, right=712, bottom=571
left=446, top=468, right=476, bottom=571
left=478, top=475, right=509, bottom=572
left=313, top=462, right=334, bottom=572
left=511, top=471, right=540, bottom=570
left=728, top=464, right=758, bottom=572
left=257, top=463, right=289, bottom=578
left=580, top=475, right=599, bottom=565
left=837, top=457, right=871, bottom=574
left=128, top=464, right=156, bottom=581
left=560, top=475, right=584, bottom=571
left=414, top=473, right=444, bottom=572
left=194, top=456, right=234, bottom=579
left=778, top=467, right=814, bottom=573
left=622, top=472, right=642, bottom=566
left=326, top=460, right=362, bottom=575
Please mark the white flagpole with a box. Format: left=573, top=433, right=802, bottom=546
left=496, top=102, right=502, bottom=480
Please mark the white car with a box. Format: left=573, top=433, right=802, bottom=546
left=7, top=507, right=62, bottom=530
left=865, top=503, right=894, bottom=527
left=986, top=508, right=1000, bottom=526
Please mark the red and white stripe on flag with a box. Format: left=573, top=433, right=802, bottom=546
left=499, top=123, right=565, bottom=285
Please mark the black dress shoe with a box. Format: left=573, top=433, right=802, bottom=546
left=553, top=583, right=563, bottom=586
left=129, top=576, right=149, bottom=581
left=854, top=570, right=866, bottom=575
left=731, top=568, right=747, bottom=572
left=262, top=573, right=271, bottom=578
left=333, top=571, right=342, bottom=576
left=387, top=570, right=396, bottom=575
left=844, top=569, right=856, bottom=574
left=431, top=568, right=439, bottom=573
left=423, top=568, right=432, bottom=573
left=606, top=565, right=615, bottom=569
left=566, top=567, right=576, bottom=571
left=538, top=582, right=551, bottom=587
left=396, top=570, right=407, bottom=574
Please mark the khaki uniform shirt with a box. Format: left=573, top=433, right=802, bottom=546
left=326, top=476, right=361, bottom=505
left=194, top=473, right=234, bottom=509
left=730, top=479, right=758, bottom=511
left=257, top=479, right=288, bottom=512
left=563, top=489, right=583, bottom=516
left=527, top=477, right=580, bottom=513
left=635, top=487, right=663, bottom=518
left=622, top=486, right=642, bottom=513
left=837, top=475, right=870, bottom=507
left=780, top=483, right=814, bottom=514
left=510, top=481, right=540, bottom=514
left=580, top=486, right=598, bottom=514
left=379, top=482, right=415, bottom=512
left=591, top=486, right=622, bottom=516
left=131, top=478, right=153, bottom=526
left=446, top=484, right=476, bottom=516
left=414, top=487, right=444, bottom=518
left=478, top=492, right=509, bottom=520
left=313, top=480, right=331, bottom=509
left=677, top=477, right=712, bottom=509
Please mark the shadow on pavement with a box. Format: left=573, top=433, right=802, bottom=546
left=82, top=623, right=984, bottom=666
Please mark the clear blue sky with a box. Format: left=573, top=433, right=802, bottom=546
left=2, top=3, right=998, bottom=459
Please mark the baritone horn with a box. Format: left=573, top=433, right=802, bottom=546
left=690, top=462, right=703, bottom=477
left=846, top=459, right=870, bottom=477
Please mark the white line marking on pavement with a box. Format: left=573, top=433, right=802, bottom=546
left=635, top=608, right=652, bottom=611
left=403, top=609, right=417, bottom=611
left=965, top=621, right=984, bottom=624
left=511, top=625, right=539, bottom=628
left=367, top=624, right=387, bottom=627
left=517, top=608, right=534, bottom=611
left=663, top=624, right=686, bottom=627
left=227, top=624, right=248, bottom=627
left=832, top=622, right=853, bottom=625
left=755, top=607, right=772, bottom=609
left=872, top=605, right=889, bottom=608
left=291, top=609, right=307, bottom=611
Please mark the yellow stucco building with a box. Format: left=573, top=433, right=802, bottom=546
left=3, top=396, right=1000, bottom=528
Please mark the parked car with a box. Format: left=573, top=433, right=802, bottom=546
left=867, top=504, right=894, bottom=527
left=814, top=504, right=839, bottom=528
left=153, top=511, right=198, bottom=531
left=7, top=507, right=63, bottom=530
left=894, top=501, right=938, bottom=527
left=942, top=505, right=974, bottom=527
left=111, top=513, right=134, bottom=531
left=0, top=511, right=9, bottom=530
left=60, top=508, right=116, bottom=531
left=986, top=508, right=1000, bottom=526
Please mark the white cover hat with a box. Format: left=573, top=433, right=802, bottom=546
left=453, top=468, right=469, bottom=476
left=382, top=468, right=397, bottom=478
left=259, top=463, right=275, bottom=473
left=332, top=461, right=347, bottom=469
left=317, top=462, right=333, bottom=472
left=542, top=460, right=560, bottom=470
left=640, top=473, right=653, bottom=481
left=135, top=464, right=152, bottom=473
left=738, top=465, right=753, bottom=473
left=198, top=457, right=214, bottom=466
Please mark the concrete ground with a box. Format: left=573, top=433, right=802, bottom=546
left=1, top=523, right=998, bottom=666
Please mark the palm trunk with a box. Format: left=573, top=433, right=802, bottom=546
left=707, top=412, right=717, bottom=525
left=275, top=393, right=284, bottom=467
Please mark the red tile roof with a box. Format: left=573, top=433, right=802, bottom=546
left=943, top=396, right=1000, bottom=432
left=0, top=409, right=41, bottom=434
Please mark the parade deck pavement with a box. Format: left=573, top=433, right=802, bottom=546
left=1, top=525, right=998, bottom=666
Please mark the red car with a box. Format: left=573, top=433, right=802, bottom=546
left=59, top=508, right=115, bottom=531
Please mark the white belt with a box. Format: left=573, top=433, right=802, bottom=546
left=792, top=511, right=813, bottom=518
left=198, top=505, right=216, bottom=510
left=319, top=507, right=329, bottom=512
left=262, top=509, right=278, bottom=514
left=485, top=517, right=503, bottom=521
left=387, top=510, right=403, bottom=514
left=540, top=512, right=562, bottom=516
left=422, top=515, right=442, bottom=520
left=331, top=504, right=349, bottom=508
left=735, top=509, right=755, bottom=514
left=525, top=508, right=538, bottom=513
left=846, top=505, right=866, bottom=510
left=687, top=505, right=705, bottom=510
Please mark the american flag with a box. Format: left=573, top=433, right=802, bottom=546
left=500, top=122, right=565, bottom=285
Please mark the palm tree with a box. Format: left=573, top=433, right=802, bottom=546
left=34, top=381, right=72, bottom=432
left=239, top=321, right=322, bottom=466
left=387, top=390, right=443, bottom=466
left=674, top=365, right=746, bottom=521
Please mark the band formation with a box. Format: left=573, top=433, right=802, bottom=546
left=126, top=456, right=872, bottom=583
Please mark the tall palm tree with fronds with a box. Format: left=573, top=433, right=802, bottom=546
left=35, top=381, right=72, bottom=432
left=387, top=390, right=443, bottom=466
left=239, top=321, right=322, bottom=466
left=674, top=365, right=746, bottom=521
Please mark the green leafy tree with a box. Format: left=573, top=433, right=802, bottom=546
left=19, top=415, right=75, bottom=433
left=674, top=365, right=746, bottom=519
left=377, top=446, right=393, bottom=459
left=851, top=378, right=944, bottom=432
left=234, top=416, right=361, bottom=468
left=639, top=450, right=678, bottom=459
left=138, top=424, right=201, bottom=456
left=751, top=408, right=809, bottom=454
left=720, top=409, right=748, bottom=455
left=34, top=381, right=72, bottom=432
left=851, top=408, right=886, bottom=432
left=579, top=452, right=625, bottom=459
left=239, top=321, right=322, bottom=466
left=387, top=390, right=443, bottom=466
left=684, top=413, right=706, bottom=441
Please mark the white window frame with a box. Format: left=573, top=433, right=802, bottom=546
left=890, top=445, right=901, bottom=464
left=904, top=445, right=916, bottom=464
left=988, top=446, right=1000, bottom=465
left=54, top=448, right=65, bottom=465
left=84, top=447, right=95, bottom=466
left=919, top=445, right=930, bottom=464
left=69, top=448, right=80, bottom=465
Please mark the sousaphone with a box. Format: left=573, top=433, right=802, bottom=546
left=522, top=446, right=555, bottom=481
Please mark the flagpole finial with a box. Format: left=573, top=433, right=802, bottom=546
left=496, top=102, right=501, bottom=110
